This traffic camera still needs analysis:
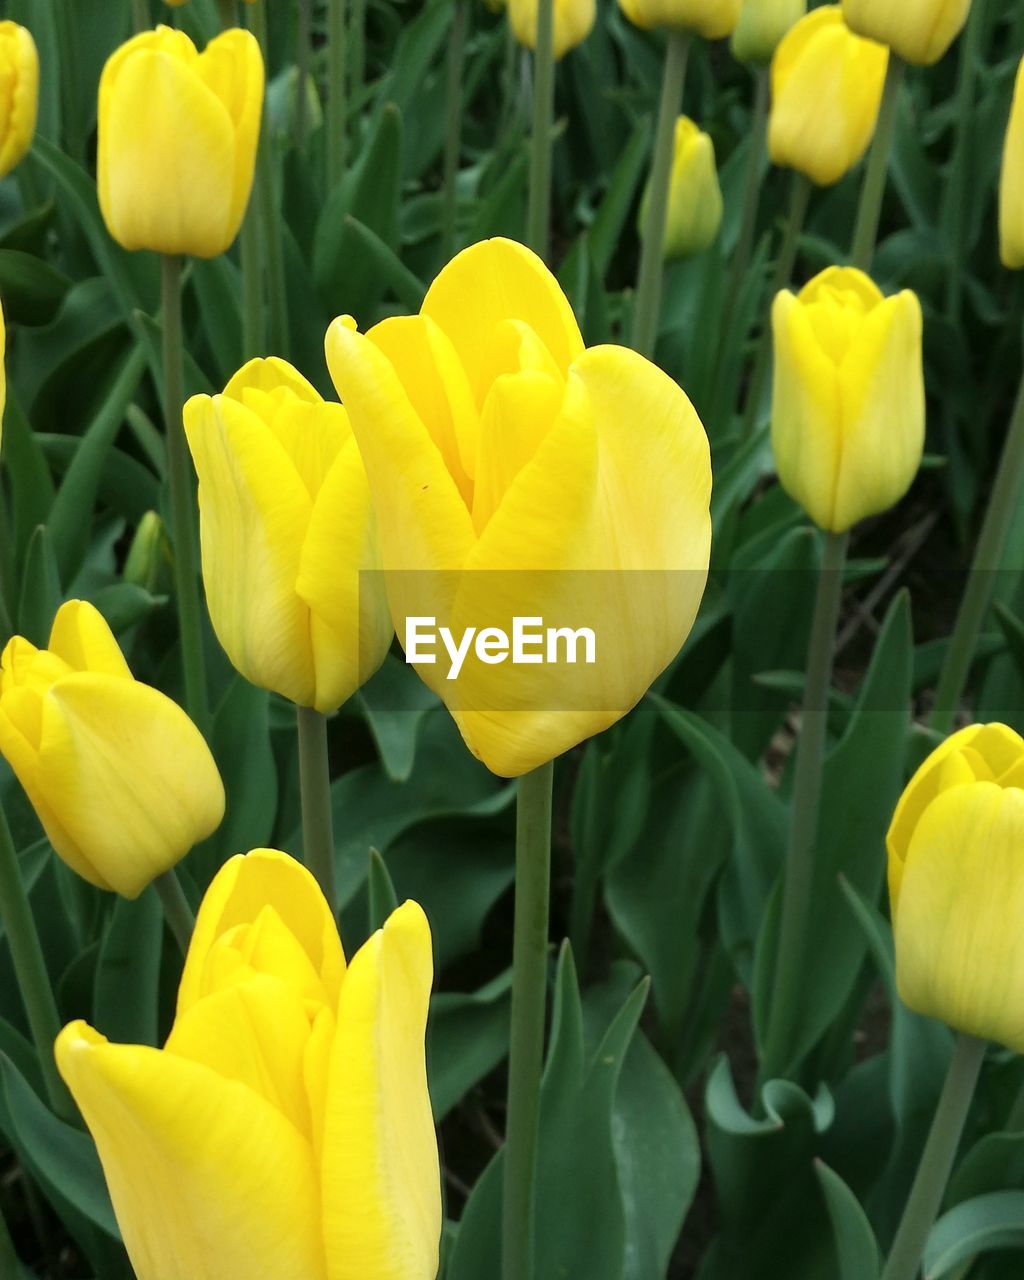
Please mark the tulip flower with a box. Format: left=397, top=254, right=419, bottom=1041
left=98, top=26, right=263, bottom=258
left=640, top=116, right=723, bottom=260
left=0, top=601, right=223, bottom=898
left=57, top=848, right=442, bottom=1280
left=771, top=266, right=924, bottom=533
left=509, top=0, right=595, bottom=58
left=768, top=6, right=888, bottom=187
left=1001, top=57, right=1024, bottom=272
left=184, top=358, right=392, bottom=714
left=0, top=22, right=38, bottom=181
left=731, top=0, right=806, bottom=63
left=842, top=0, right=971, bottom=67
left=325, top=237, right=712, bottom=778
left=618, top=0, right=740, bottom=37
left=887, top=724, right=1024, bottom=1051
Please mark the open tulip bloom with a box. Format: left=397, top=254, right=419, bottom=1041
left=325, top=237, right=713, bottom=778
left=57, top=849, right=442, bottom=1280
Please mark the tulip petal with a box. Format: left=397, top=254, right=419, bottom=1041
left=321, top=901, right=440, bottom=1280
left=0, top=23, right=37, bottom=179
left=195, top=29, right=264, bottom=237
left=47, top=600, right=132, bottom=679
left=1001, top=58, right=1024, bottom=270
left=35, top=674, right=224, bottom=898
left=420, top=238, right=585, bottom=401
left=56, top=1020, right=327, bottom=1280
left=224, top=355, right=322, bottom=404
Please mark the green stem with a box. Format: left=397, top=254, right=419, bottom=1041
left=525, top=0, right=556, bottom=259
left=709, top=66, right=769, bottom=429
left=240, top=200, right=265, bottom=359
left=881, top=1036, right=987, bottom=1280
left=349, top=0, right=366, bottom=114
left=631, top=31, right=691, bottom=359
left=131, top=0, right=150, bottom=32
left=161, top=255, right=208, bottom=733
left=153, top=870, right=195, bottom=956
left=762, top=529, right=848, bottom=1080
left=55, top=2, right=83, bottom=161
left=502, top=759, right=555, bottom=1280
left=850, top=55, right=905, bottom=272
left=327, top=0, right=348, bottom=191
left=942, top=1, right=984, bottom=320
left=0, top=804, right=75, bottom=1119
left=294, top=0, right=312, bottom=152
left=250, top=1, right=291, bottom=358
left=442, top=0, right=468, bottom=262
left=742, top=172, right=812, bottom=437
left=217, top=0, right=239, bottom=26
left=296, top=706, right=337, bottom=911
left=0, top=479, right=15, bottom=633
left=931, top=364, right=1024, bottom=734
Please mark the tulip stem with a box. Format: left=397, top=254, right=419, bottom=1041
left=631, top=30, right=691, bottom=359
left=295, top=0, right=313, bottom=152
left=161, top=255, right=209, bottom=734
left=350, top=0, right=367, bottom=114
left=931, top=365, right=1024, bottom=734
left=153, top=871, right=195, bottom=956
left=327, top=0, right=348, bottom=190
left=850, top=55, right=905, bottom=273
left=0, top=803, right=75, bottom=1120
left=710, top=66, right=769, bottom=430
left=881, top=1035, right=987, bottom=1280
left=131, top=0, right=150, bottom=32
left=525, top=0, right=557, bottom=260
left=240, top=203, right=265, bottom=359
left=297, top=706, right=337, bottom=911
left=942, top=0, right=985, bottom=321
left=250, top=0, right=291, bottom=358
left=502, top=759, right=555, bottom=1280
left=741, top=171, right=812, bottom=437
left=217, top=0, right=238, bottom=27
left=442, top=0, right=469, bottom=262
left=762, top=528, right=848, bottom=1081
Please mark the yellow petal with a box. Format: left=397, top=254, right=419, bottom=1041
left=616, top=0, right=741, bottom=36
left=56, top=1021, right=327, bottom=1280
left=321, top=901, right=440, bottom=1280
left=0, top=22, right=38, bottom=179
left=194, top=29, right=263, bottom=238
left=1001, top=58, right=1024, bottom=271
left=842, top=0, right=971, bottom=66
left=47, top=600, right=132, bottom=678
left=508, top=0, right=597, bottom=58
left=224, top=355, right=322, bottom=405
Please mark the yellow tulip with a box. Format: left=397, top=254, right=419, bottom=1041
left=771, top=266, right=924, bottom=533
left=843, top=0, right=971, bottom=66
left=57, top=848, right=442, bottom=1280
left=768, top=6, right=888, bottom=187
left=509, top=0, right=595, bottom=58
left=640, top=116, right=723, bottom=260
left=184, top=358, right=392, bottom=714
left=731, top=0, right=806, bottom=63
left=887, top=724, right=1024, bottom=1051
left=98, top=26, right=263, bottom=258
left=0, top=601, right=224, bottom=898
left=1000, top=56, right=1024, bottom=271
left=618, top=0, right=740, bottom=36
left=325, top=237, right=712, bottom=778
left=0, top=22, right=38, bottom=180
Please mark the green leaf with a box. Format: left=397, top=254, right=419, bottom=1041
left=925, top=1191, right=1024, bottom=1278
left=359, top=653, right=439, bottom=783
left=17, top=525, right=61, bottom=646
left=428, top=969, right=513, bottom=1122
left=93, top=889, right=163, bottom=1047
left=815, top=1161, right=881, bottom=1280
left=0, top=248, right=71, bottom=326
left=367, top=847, right=400, bottom=933
left=202, top=679, right=279, bottom=872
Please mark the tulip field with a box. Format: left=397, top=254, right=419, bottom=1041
left=4, top=0, right=1024, bottom=1276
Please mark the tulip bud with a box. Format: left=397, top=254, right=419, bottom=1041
left=0, top=22, right=38, bottom=181
left=98, top=27, right=263, bottom=258
left=731, top=0, right=806, bottom=64
left=617, top=0, right=740, bottom=37
left=842, top=0, right=971, bottom=67
left=1000, top=57, right=1024, bottom=271
left=639, top=117, right=723, bottom=260
left=508, top=0, right=596, bottom=59
left=771, top=266, right=924, bottom=533
left=0, top=601, right=224, bottom=898
left=57, top=849, right=442, bottom=1280
left=887, top=724, right=1024, bottom=1051
left=184, top=358, right=393, bottom=714
left=768, top=6, right=888, bottom=187
left=123, top=511, right=171, bottom=595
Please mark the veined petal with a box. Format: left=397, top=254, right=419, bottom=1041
left=224, top=356, right=322, bottom=404
left=56, top=1021, right=327, bottom=1280
left=47, top=600, right=132, bottom=678
left=195, top=29, right=263, bottom=237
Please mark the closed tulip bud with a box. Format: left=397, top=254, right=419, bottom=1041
left=887, top=724, right=1024, bottom=1050
left=618, top=0, right=740, bottom=37
left=842, top=0, right=971, bottom=66
left=98, top=27, right=263, bottom=258
left=509, top=0, right=596, bottom=59
left=57, top=848, right=442, bottom=1280
left=772, top=266, right=924, bottom=533
left=123, top=511, right=170, bottom=595
left=769, top=6, right=888, bottom=187
left=640, top=117, right=723, bottom=260
left=731, top=0, right=806, bottom=64
left=325, top=237, right=712, bottom=778
left=0, top=22, right=38, bottom=180
left=0, top=601, right=224, bottom=898
left=184, top=358, right=392, bottom=714
left=1000, top=57, right=1024, bottom=271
